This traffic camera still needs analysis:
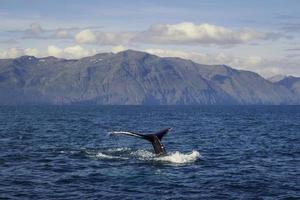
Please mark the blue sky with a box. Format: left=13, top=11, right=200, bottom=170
left=0, top=0, right=300, bottom=77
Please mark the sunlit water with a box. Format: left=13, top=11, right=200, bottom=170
left=0, top=106, right=299, bottom=199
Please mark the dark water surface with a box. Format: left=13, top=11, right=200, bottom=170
left=0, top=106, right=299, bottom=199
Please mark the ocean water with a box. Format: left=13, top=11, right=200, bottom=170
left=0, top=106, right=299, bottom=199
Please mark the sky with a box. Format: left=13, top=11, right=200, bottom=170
left=0, top=0, right=300, bottom=77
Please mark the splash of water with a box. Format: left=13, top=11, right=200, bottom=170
left=91, top=148, right=201, bottom=165
left=155, top=150, right=200, bottom=164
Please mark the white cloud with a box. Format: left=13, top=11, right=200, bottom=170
left=0, top=48, right=23, bottom=58
left=75, top=29, right=97, bottom=44
left=47, top=45, right=63, bottom=57
left=140, top=22, right=267, bottom=45
left=4, top=22, right=285, bottom=49
left=64, top=45, right=93, bottom=58
left=73, top=22, right=278, bottom=46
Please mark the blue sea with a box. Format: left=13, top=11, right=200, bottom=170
left=0, top=106, right=299, bottom=199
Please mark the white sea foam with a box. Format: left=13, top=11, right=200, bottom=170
left=130, top=149, right=201, bottom=164
left=91, top=147, right=200, bottom=164
left=155, top=150, right=200, bottom=164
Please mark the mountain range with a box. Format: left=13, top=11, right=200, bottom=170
left=0, top=50, right=299, bottom=105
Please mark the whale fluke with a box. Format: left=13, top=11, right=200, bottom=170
left=109, top=128, right=171, bottom=155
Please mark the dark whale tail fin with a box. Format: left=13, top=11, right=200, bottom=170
left=154, top=128, right=171, bottom=141
left=109, top=128, right=172, bottom=155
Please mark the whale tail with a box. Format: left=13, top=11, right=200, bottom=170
left=109, top=128, right=171, bottom=155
